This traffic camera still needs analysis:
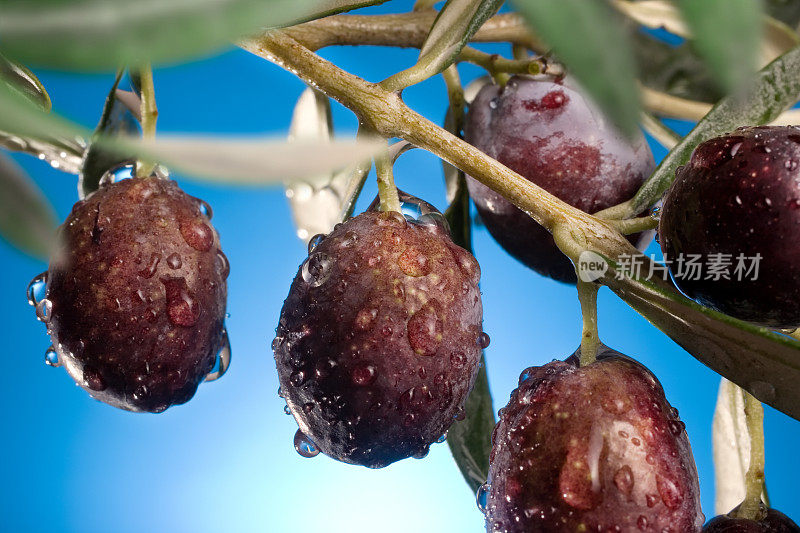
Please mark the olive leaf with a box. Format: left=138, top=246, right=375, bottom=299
left=677, top=0, right=762, bottom=92
left=383, top=0, right=503, bottom=89
left=0, top=0, right=386, bottom=70
left=712, top=379, right=753, bottom=515
left=79, top=71, right=142, bottom=197
left=599, top=257, right=800, bottom=422
left=618, top=44, right=800, bottom=217
left=442, top=87, right=495, bottom=493
left=511, top=0, right=640, bottom=137
left=0, top=53, right=51, bottom=110
left=0, top=151, right=58, bottom=259
left=118, top=135, right=383, bottom=185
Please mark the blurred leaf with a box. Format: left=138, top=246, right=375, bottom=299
left=80, top=71, right=142, bottom=197
left=285, top=87, right=368, bottom=242
left=0, top=53, right=51, bottom=110
left=676, top=0, right=761, bottom=92
left=117, top=135, right=383, bottom=186
left=632, top=30, right=722, bottom=103
left=512, top=0, right=640, bottom=136
left=624, top=44, right=800, bottom=216
left=712, top=379, right=751, bottom=515
left=0, top=78, right=89, bottom=144
left=0, top=151, right=58, bottom=259
left=0, top=0, right=386, bottom=70
left=601, top=257, right=800, bottom=422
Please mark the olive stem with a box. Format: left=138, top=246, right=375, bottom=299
left=610, top=215, right=658, bottom=235
left=413, top=0, right=438, bottom=11
left=136, top=63, right=158, bottom=178
left=577, top=281, right=601, bottom=366
left=375, top=142, right=402, bottom=213
left=442, top=65, right=465, bottom=135
left=733, top=391, right=767, bottom=521
left=458, top=47, right=556, bottom=77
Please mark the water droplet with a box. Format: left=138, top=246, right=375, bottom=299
left=35, top=298, right=53, bottom=323
left=749, top=380, right=776, bottom=403
left=198, top=199, right=213, bottom=219
left=650, top=206, right=661, bottom=221
left=138, top=252, right=161, bottom=278
left=656, top=476, right=682, bottom=510
left=180, top=220, right=213, bottom=252
left=289, top=370, right=306, bottom=387
left=284, top=404, right=292, bottom=415
left=293, top=429, right=320, bottom=458
left=351, top=363, right=377, bottom=386
left=354, top=308, right=378, bottom=330
left=730, top=142, right=742, bottom=157
left=637, top=516, right=649, bottom=530
left=162, top=277, right=199, bottom=327
left=407, top=302, right=443, bottom=356
left=785, top=159, right=798, bottom=170
left=488, top=98, right=498, bottom=109
left=204, top=328, right=231, bottom=382
left=645, top=493, right=659, bottom=507
left=44, top=345, right=60, bottom=367
left=277, top=386, right=285, bottom=398
left=26, top=272, right=47, bottom=307
left=668, top=420, right=685, bottom=436
left=436, top=432, right=448, bottom=444
left=476, top=483, right=491, bottom=513
left=613, top=465, right=633, bottom=496
left=477, top=332, right=491, bottom=349
left=99, top=163, right=135, bottom=187
left=301, top=252, right=332, bottom=288
left=308, top=233, right=326, bottom=253
left=216, top=250, right=230, bottom=279
left=166, top=253, right=182, bottom=270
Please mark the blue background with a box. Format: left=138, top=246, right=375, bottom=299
left=2, top=2, right=799, bottom=530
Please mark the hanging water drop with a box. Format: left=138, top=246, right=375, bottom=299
left=301, top=252, right=332, bottom=288
left=204, top=328, right=231, bottom=382
left=308, top=234, right=326, bottom=253
left=35, top=298, right=53, bottom=323
left=477, top=332, right=491, bottom=349
left=293, top=429, right=320, bottom=458
left=44, top=345, right=60, bottom=367
left=476, top=482, right=491, bottom=513
left=436, top=432, right=448, bottom=444
left=26, top=272, right=47, bottom=307
left=284, top=404, right=292, bottom=415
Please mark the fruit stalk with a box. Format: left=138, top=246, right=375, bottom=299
left=374, top=142, right=402, bottom=213
left=735, top=391, right=767, bottom=521
left=577, top=281, right=600, bottom=366
left=136, top=63, right=158, bottom=179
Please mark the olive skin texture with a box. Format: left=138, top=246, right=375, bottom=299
left=45, top=177, right=229, bottom=413
left=704, top=507, right=800, bottom=532
left=484, top=346, right=703, bottom=532
left=273, top=209, right=483, bottom=468
left=464, top=75, right=655, bottom=283
left=659, top=126, right=800, bottom=328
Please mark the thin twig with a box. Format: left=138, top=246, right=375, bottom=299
left=577, top=281, right=601, bottom=367
left=136, top=64, right=158, bottom=178
left=611, top=215, right=658, bottom=235
left=375, top=142, right=401, bottom=212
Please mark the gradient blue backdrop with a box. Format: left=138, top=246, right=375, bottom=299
left=2, top=2, right=799, bottom=530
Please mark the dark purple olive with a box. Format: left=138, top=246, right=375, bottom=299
left=659, top=126, right=800, bottom=328
left=704, top=505, right=800, bottom=532
left=465, top=75, right=655, bottom=283
left=273, top=204, right=484, bottom=468
left=483, top=346, right=703, bottom=532
left=43, top=177, right=229, bottom=413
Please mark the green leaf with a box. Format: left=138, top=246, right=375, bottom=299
left=512, top=0, right=640, bottom=136
left=79, top=71, right=142, bottom=197
left=0, top=151, right=58, bottom=259
left=677, top=0, right=762, bottom=93
left=622, top=44, right=800, bottom=217
left=0, top=0, right=386, bottom=70
left=601, top=257, right=800, bottom=422
left=0, top=53, right=51, bottom=110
